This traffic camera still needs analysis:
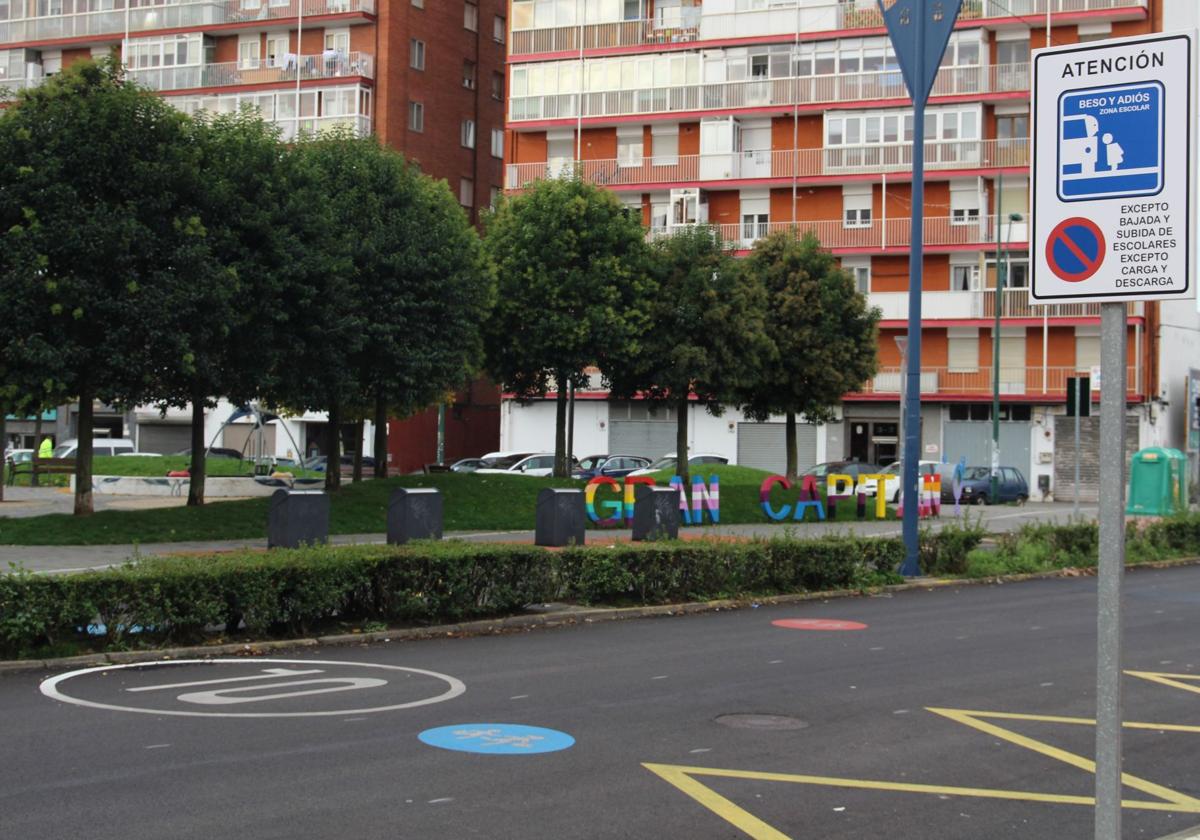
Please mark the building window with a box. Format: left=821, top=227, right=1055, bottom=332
left=494, top=15, right=506, bottom=43
left=842, top=257, right=870, bottom=294
left=617, top=129, right=643, bottom=168
left=491, top=71, right=504, bottom=100
left=237, top=36, right=261, bottom=70
left=742, top=213, right=768, bottom=242
left=462, top=60, right=476, bottom=89
left=408, top=100, right=424, bottom=132
left=491, top=128, right=504, bottom=158
left=410, top=39, right=425, bottom=71
left=460, top=178, right=474, bottom=208
left=490, top=186, right=502, bottom=208
left=461, top=119, right=476, bottom=149
left=464, top=1, right=478, bottom=31
left=948, top=328, right=980, bottom=372
left=651, top=126, right=679, bottom=165
left=843, top=186, right=872, bottom=229
left=951, top=263, right=981, bottom=291
left=412, top=0, right=423, bottom=6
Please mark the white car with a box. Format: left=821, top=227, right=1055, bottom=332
left=627, top=452, right=730, bottom=477
left=867, top=460, right=942, bottom=503
left=475, top=453, right=557, bottom=477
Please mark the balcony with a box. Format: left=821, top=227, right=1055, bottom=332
left=0, top=75, right=45, bottom=99
left=0, top=0, right=375, bottom=47
left=509, top=63, right=1028, bottom=123
left=710, top=216, right=1025, bottom=252
left=870, top=288, right=1145, bottom=321
left=128, top=51, right=373, bottom=92
left=507, top=139, right=1028, bottom=190
left=860, top=365, right=1141, bottom=399
left=510, top=0, right=1145, bottom=57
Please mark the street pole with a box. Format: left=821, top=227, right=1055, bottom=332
left=991, top=173, right=1004, bottom=502
left=436, top=403, right=446, bottom=466
left=880, top=0, right=962, bottom=577
left=567, top=379, right=576, bottom=469
left=1074, top=381, right=1081, bottom=517
left=1094, top=302, right=1127, bottom=840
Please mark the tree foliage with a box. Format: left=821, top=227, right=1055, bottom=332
left=740, top=231, right=880, bottom=478
left=483, top=177, right=651, bottom=476
left=608, top=225, right=772, bottom=485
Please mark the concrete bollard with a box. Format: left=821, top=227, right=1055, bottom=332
left=535, top=488, right=585, bottom=547
left=632, top=484, right=680, bottom=541
left=388, top=488, right=443, bottom=545
left=267, top=488, right=329, bottom=549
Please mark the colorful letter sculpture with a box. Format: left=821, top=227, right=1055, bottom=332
left=586, top=474, right=720, bottom=526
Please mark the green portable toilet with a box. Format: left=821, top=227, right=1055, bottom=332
left=1126, top=447, right=1189, bottom=516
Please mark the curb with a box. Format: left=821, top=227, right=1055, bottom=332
left=2, top=557, right=1198, bottom=676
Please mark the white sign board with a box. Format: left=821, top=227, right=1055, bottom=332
left=1032, top=32, right=1197, bottom=303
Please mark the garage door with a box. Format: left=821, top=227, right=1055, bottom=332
left=608, top=421, right=677, bottom=461
left=1053, top=415, right=1139, bottom=503
left=138, top=424, right=191, bottom=455
left=942, top=421, right=1032, bottom=478
left=736, top=422, right=817, bottom=474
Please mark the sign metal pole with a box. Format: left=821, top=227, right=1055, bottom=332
left=1074, top=381, right=1081, bottom=516
left=879, top=0, right=962, bottom=577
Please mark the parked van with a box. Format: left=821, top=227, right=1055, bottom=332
left=52, top=438, right=136, bottom=458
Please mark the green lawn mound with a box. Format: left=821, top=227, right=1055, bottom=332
left=0, top=465, right=894, bottom=546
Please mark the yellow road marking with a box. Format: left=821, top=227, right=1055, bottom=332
left=642, top=764, right=792, bottom=840
left=923, top=707, right=1200, bottom=733
left=1128, top=671, right=1200, bottom=698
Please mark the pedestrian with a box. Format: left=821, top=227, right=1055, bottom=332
left=38, top=436, right=52, bottom=459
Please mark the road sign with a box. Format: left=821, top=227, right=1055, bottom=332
left=1032, top=32, right=1197, bottom=303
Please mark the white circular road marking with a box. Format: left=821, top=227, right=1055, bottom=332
left=40, top=658, right=466, bottom=718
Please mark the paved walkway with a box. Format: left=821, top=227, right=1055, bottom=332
left=0, top=502, right=1098, bottom=574
left=0, top=486, right=219, bottom=518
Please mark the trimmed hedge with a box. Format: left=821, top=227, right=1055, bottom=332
left=0, top=537, right=902, bottom=659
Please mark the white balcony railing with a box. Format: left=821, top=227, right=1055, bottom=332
left=511, top=0, right=1146, bottom=56
left=506, top=139, right=1029, bottom=189
left=871, top=289, right=1145, bottom=320
left=861, top=365, right=1140, bottom=397
left=127, top=51, right=373, bottom=92
left=510, top=63, right=1029, bottom=122
left=0, top=0, right=375, bottom=46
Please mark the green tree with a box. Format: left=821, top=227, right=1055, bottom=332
left=354, top=167, right=493, bottom=480
left=155, top=110, right=288, bottom=505
left=0, top=59, right=202, bottom=514
left=608, top=225, right=772, bottom=487
left=483, top=177, right=651, bottom=477
left=741, top=231, right=880, bottom=479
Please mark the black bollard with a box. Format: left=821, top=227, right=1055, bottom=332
left=534, top=488, right=585, bottom=547
left=388, top=488, right=443, bottom=545
left=632, top=484, right=680, bottom=541
left=267, top=488, right=329, bottom=549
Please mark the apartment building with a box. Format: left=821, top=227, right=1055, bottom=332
left=502, top=0, right=1198, bottom=502
left=0, top=0, right=507, bottom=469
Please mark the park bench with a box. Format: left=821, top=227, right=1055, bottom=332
left=5, top=457, right=77, bottom=486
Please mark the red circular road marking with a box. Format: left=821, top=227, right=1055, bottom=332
left=772, top=618, right=868, bottom=631
left=1046, top=217, right=1106, bottom=283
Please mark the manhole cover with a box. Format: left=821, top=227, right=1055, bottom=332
left=715, top=714, right=809, bottom=731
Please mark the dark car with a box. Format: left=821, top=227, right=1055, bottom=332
left=572, top=454, right=652, bottom=481
left=946, top=465, right=1030, bottom=505
left=173, top=446, right=245, bottom=460
left=304, top=454, right=377, bottom=473
left=800, top=460, right=881, bottom=482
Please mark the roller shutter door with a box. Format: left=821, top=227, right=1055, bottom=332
left=137, top=424, right=191, bottom=455
left=942, top=421, right=1032, bottom=478
left=608, top=421, right=677, bottom=461
left=736, top=422, right=816, bottom=474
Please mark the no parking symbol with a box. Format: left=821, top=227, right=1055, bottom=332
left=1045, top=217, right=1106, bottom=283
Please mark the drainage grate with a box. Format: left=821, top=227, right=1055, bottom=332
left=715, top=714, right=809, bottom=731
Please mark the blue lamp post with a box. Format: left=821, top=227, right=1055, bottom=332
left=877, top=0, right=962, bottom=577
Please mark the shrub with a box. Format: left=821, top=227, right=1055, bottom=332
left=919, top=516, right=987, bottom=576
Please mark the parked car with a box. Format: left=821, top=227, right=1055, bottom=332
left=627, top=453, right=729, bottom=476
left=476, top=453, right=559, bottom=477
left=53, top=438, right=136, bottom=458
left=952, top=466, right=1030, bottom=505
left=871, top=460, right=943, bottom=503
left=800, top=460, right=881, bottom=484
left=449, top=457, right=488, bottom=473
left=4, top=448, right=33, bottom=466
left=572, top=454, right=652, bottom=480
left=173, top=446, right=245, bottom=460
left=303, top=454, right=377, bottom=473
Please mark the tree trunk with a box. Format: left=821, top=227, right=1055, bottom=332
left=325, top=402, right=341, bottom=492
left=187, top=394, right=206, bottom=506
left=785, top=411, right=798, bottom=481
left=352, top=415, right=365, bottom=482
left=74, top=393, right=94, bottom=515
left=675, top=392, right=690, bottom=487
left=0, top=413, right=6, bottom=503
left=373, top=395, right=388, bottom=479
left=553, top=370, right=568, bottom=477
left=31, top=413, right=42, bottom=487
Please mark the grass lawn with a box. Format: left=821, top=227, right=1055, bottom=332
left=0, top=465, right=894, bottom=546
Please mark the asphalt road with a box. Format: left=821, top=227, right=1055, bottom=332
left=2, top=564, right=1198, bottom=839
left=3, top=501, right=1098, bottom=574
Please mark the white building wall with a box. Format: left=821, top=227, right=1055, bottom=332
left=1031, top=406, right=1056, bottom=501
left=690, top=405, right=739, bottom=461
left=499, top=399, right=609, bottom=456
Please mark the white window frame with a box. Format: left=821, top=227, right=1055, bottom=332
left=948, top=328, right=980, bottom=372
left=460, top=177, right=475, bottom=208
left=410, top=39, right=425, bottom=71
left=617, top=126, right=643, bottom=168
left=461, top=119, right=476, bottom=149
left=408, top=100, right=424, bottom=132
left=464, top=1, right=478, bottom=32
left=237, top=35, right=261, bottom=70
left=843, top=184, right=872, bottom=229
left=494, top=15, right=506, bottom=44
left=491, top=128, right=504, bottom=159
left=841, top=256, right=871, bottom=294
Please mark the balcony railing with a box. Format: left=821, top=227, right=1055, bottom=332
left=861, top=365, right=1140, bottom=398
left=871, top=288, right=1145, bottom=320
left=510, top=63, right=1029, bottom=122
left=127, top=51, right=373, bottom=92
left=707, top=216, right=1025, bottom=251
left=0, top=0, right=375, bottom=46
left=0, top=76, right=44, bottom=99
left=510, top=0, right=1145, bottom=56
left=506, top=139, right=1028, bottom=189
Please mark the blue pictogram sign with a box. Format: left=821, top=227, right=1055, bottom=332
left=1057, top=81, right=1164, bottom=201
left=1046, top=217, right=1106, bottom=283
left=418, top=723, right=575, bottom=755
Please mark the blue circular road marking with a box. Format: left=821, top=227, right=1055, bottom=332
left=419, top=723, right=575, bottom=755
